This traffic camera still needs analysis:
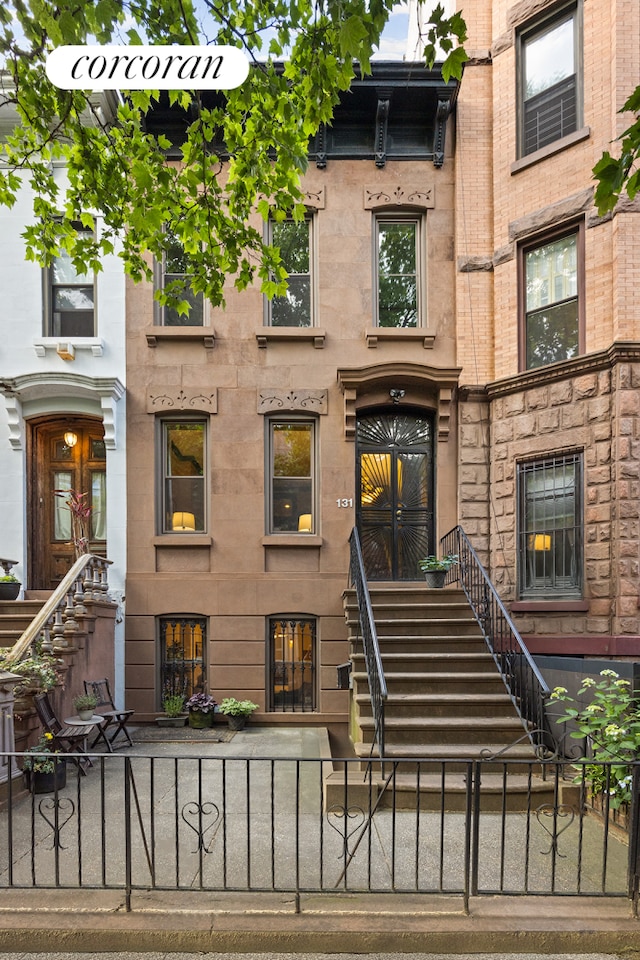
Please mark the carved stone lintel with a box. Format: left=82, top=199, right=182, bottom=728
left=364, top=185, right=434, bottom=211
left=146, top=388, right=218, bottom=414
left=257, top=389, right=328, bottom=415
left=303, top=186, right=326, bottom=210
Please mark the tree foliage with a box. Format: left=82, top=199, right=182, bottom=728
left=593, top=86, right=640, bottom=216
left=0, top=0, right=467, bottom=313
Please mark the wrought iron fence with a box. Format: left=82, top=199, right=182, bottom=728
left=1, top=751, right=639, bottom=913
left=441, top=525, right=554, bottom=753
left=348, top=527, right=386, bottom=758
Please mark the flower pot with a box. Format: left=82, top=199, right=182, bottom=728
left=24, top=760, right=66, bottom=794
left=424, top=570, right=447, bottom=589
left=156, top=715, right=187, bottom=727
left=77, top=709, right=95, bottom=721
left=0, top=581, right=21, bottom=600
left=188, top=710, right=213, bottom=729
left=227, top=714, right=247, bottom=731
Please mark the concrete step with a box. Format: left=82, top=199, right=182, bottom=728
left=352, top=670, right=506, bottom=691
left=356, top=693, right=516, bottom=719
left=353, top=652, right=497, bottom=673
left=359, top=715, right=528, bottom=747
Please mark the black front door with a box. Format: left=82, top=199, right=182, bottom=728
left=356, top=411, right=434, bottom=580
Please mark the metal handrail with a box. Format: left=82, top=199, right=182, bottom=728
left=440, top=525, right=554, bottom=752
left=348, top=527, right=386, bottom=759
left=4, top=553, right=113, bottom=665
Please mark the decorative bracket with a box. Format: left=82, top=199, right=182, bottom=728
left=434, top=91, right=453, bottom=168
left=315, top=123, right=327, bottom=169
left=374, top=89, right=392, bottom=168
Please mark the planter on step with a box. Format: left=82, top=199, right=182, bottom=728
left=0, top=581, right=21, bottom=600
left=188, top=710, right=214, bottom=729
left=423, top=570, right=447, bottom=589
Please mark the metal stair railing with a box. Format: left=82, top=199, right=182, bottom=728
left=348, top=527, right=386, bottom=760
left=440, top=525, right=554, bottom=753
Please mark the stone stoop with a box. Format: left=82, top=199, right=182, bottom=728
left=0, top=599, right=47, bottom=654
left=341, top=583, right=545, bottom=809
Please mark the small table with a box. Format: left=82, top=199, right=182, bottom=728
left=64, top=715, right=108, bottom=761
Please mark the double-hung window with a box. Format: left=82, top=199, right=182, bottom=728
left=267, top=419, right=315, bottom=534
left=160, top=420, right=206, bottom=533
left=156, top=230, right=204, bottom=326
left=517, top=452, right=583, bottom=599
left=374, top=215, right=423, bottom=328
left=47, top=223, right=95, bottom=336
left=518, top=3, right=581, bottom=157
left=267, top=218, right=313, bottom=327
left=520, top=226, right=583, bottom=370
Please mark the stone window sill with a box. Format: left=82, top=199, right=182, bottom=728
left=511, top=127, right=590, bottom=175
left=33, top=338, right=104, bottom=359
left=261, top=534, right=323, bottom=547
left=511, top=600, right=588, bottom=613
left=152, top=535, right=213, bottom=546
left=145, top=327, right=215, bottom=348
left=365, top=327, right=435, bottom=348
left=256, top=328, right=326, bottom=349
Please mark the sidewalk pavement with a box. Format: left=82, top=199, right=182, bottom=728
left=1, top=726, right=640, bottom=955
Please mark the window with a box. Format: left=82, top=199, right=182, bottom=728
left=47, top=223, right=95, bottom=336
left=520, top=226, right=582, bottom=370
left=160, top=421, right=206, bottom=533
left=159, top=616, right=206, bottom=706
left=518, top=4, right=581, bottom=157
left=374, top=216, right=422, bottom=327
left=517, top=452, right=582, bottom=599
left=267, top=420, right=315, bottom=534
left=269, top=616, right=316, bottom=712
left=156, top=230, right=204, bottom=326
left=267, top=218, right=313, bottom=327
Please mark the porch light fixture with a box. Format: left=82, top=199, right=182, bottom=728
left=63, top=430, right=78, bottom=448
left=389, top=389, right=405, bottom=403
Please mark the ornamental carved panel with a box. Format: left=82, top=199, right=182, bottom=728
left=146, top=387, right=218, bottom=414
left=364, top=185, right=434, bottom=210
left=257, top=389, right=328, bottom=415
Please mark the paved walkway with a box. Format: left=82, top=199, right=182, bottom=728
left=0, top=727, right=639, bottom=954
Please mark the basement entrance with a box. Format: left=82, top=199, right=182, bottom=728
left=356, top=409, right=434, bottom=580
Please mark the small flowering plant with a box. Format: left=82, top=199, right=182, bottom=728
left=186, top=692, right=216, bottom=714
left=550, top=669, right=640, bottom=809
left=23, top=732, right=62, bottom=774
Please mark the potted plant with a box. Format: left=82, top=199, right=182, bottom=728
left=218, top=697, right=258, bottom=731
left=186, top=692, right=217, bottom=729
left=158, top=690, right=187, bottom=726
left=0, top=574, right=21, bottom=601
left=0, top=650, right=61, bottom=698
left=72, top=692, right=98, bottom=720
left=418, top=553, right=458, bottom=589
left=23, top=732, right=66, bottom=793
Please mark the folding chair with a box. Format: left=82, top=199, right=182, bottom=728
left=83, top=678, right=134, bottom=750
left=33, top=692, right=94, bottom=775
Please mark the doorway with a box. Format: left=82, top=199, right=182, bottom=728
left=356, top=410, right=434, bottom=580
left=29, top=418, right=107, bottom=589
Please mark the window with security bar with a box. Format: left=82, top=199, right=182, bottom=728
left=518, top=3, right=581, bottom=157
left=269, top=617, right=316, bottom=712
left=517, top=453, right=583, bottom=599
left=159, top=616, right=206, bottom=706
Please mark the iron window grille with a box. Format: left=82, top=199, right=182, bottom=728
left=518, top=4, right=581, bottom=157
left=517, top=452, right=583, bottom=599
left=269, top=616, right=316, bottom=712
left=159, top=615, right=206, bottom=706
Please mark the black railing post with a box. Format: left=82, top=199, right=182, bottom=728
left=628, top=764, right=640, bottom=914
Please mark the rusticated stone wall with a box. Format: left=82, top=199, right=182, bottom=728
left=485, top=349, right=640, bottom=650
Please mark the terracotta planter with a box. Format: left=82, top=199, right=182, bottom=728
left=188, top=710, right=214, bottom=729
left=24, top=761, right=67, bottom=794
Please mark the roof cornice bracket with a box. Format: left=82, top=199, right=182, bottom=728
left=374, top=88, right=392, bottom=168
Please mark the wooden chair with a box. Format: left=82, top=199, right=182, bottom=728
left=33, top=692, right=94, bottom=775
left=83, top=678, right=134, bottom=750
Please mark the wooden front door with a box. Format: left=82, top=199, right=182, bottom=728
left=29, top=419, right=107, bottom=589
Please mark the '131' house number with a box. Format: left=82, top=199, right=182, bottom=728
left=336, top=498, right=353, bottom=507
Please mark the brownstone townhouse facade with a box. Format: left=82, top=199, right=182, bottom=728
left=123, top=0, right=640, bottom=734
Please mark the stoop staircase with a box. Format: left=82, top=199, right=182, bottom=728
left=0, top=597, right=48, bottom=657
left=328, top=583, right=554, bottom=811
